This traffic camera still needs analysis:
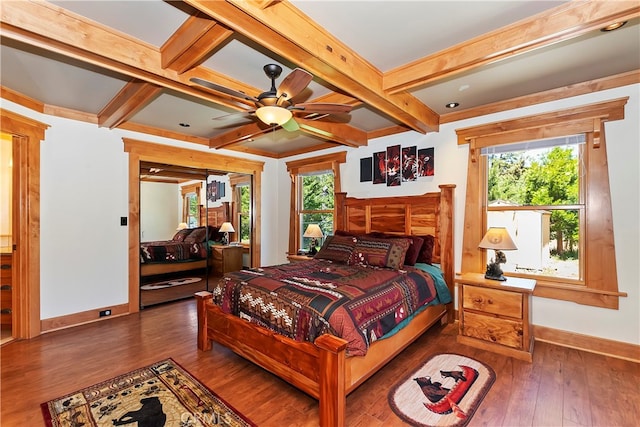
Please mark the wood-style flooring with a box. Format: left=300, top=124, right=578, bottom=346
left=1, top=298, right=638, bottom=426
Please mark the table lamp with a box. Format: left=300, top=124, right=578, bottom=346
left=219, top=222, right=235, bottom=245
left=478, top=227, right=517, bottom=281
left=176, top=222, right=188, bottom=230
left=303, top=224, right=324, bottom=255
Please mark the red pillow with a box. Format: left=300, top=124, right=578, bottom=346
left=416, top=235, right=435, bottom=265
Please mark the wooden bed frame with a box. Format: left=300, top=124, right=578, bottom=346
left=140, top=204, right=229, bottom=277
left=195, top=185, right=455, bottom=426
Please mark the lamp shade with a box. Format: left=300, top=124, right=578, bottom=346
left=478, top=227, right=517, bottom=250
left=219, top=222, right=235, bottom=233
left=303, top=224, right=324, bottom=238
left=176, top=222, right=188, bottom=230
left=255, top=106, right=292, bottom=126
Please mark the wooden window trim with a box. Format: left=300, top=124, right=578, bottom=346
left=457, top=98, right=628, bottom=309
left=286, top=151, right=346, bottom=256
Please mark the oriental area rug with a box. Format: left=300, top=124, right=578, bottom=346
left=41, top=358, right=255, bottom=427
left=388, top=353, right=495, bottom=427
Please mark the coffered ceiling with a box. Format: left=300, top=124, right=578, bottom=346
left=1, top=1, right=638, bottom=158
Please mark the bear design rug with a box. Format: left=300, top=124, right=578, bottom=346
left=41, top=358, right=255, bottom=427
left=388, top=353, right=495, bottom=427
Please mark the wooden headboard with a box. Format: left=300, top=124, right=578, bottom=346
left=199, top=202, right=230, bottom=227
left=335, top=185, right=455, bottom=315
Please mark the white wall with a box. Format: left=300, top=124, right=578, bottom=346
left=2, top=83, right=638, bottom=345
left=140, top=181, right=180, bottom=242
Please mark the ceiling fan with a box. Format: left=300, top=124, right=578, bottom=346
left=190, top=64, right=353, bottom=133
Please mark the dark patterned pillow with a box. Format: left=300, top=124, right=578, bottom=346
left=416, top=234, right=435, bottom=265
left=172, top=228, right=193, bottom=242
left=349, top=236, right=411, bottom=269
left=184, top=226, right=207, bottom=243
left=366, top=232, right=424, bottom=266
left=315, top=235, right=358, bottom=264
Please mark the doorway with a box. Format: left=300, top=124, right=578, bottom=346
left=1, top=132, right=13, bottom=343
left=125, top=138, right=263, bottom=313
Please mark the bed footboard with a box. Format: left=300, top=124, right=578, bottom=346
left=195, top=291, right=349, bottom=426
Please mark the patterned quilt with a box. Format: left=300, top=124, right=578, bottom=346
left=212, top=258, right=442, bottom=356
left=140, top=240, right=208, bottom=264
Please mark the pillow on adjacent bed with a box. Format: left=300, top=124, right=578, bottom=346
left=172, top=228, right=193, bottom=242
left=348, top=236, right=411, bottom=270
left=184, top=226, right=207, bottom=243
left=315, top=235, right=358, bottom=264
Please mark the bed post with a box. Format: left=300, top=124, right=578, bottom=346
left=438, top=184, right=456, bottom=323
left=195, top=291, right=213, bottom=351
left=315, top=334, right=348, bottom=427
left=335, top=192, right=347, bottom=231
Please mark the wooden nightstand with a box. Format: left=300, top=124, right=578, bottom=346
left=212, top=246, right=243, bottom=275
left=456, top=272, right=536, bottom=362
left=287, top=254, right=314, bottom=262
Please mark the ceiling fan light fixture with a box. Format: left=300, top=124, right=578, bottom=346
left=255, top=105, right=292, bottom=126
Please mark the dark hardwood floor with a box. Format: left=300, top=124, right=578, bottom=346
left=1, top=298, right=638, bottom=426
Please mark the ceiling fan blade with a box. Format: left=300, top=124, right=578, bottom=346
left=280, top=117, right=300, bottom=132
left=293, top=103, right=353, bottom=114
left=276, top=68, right=313, bottom=103
left=190, top=77, right=259, bottom=103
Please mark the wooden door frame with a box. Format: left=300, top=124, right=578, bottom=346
left=124, top=138, right=264, bottom=313
left=1, top=109, right=48, bottom=339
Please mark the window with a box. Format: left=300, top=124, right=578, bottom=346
left=485, top=137, right=583, bottom=281
left=457, top=98, right=628, bottom=309
left=299, top=171, right=334, bottom=253
left=286, top=152, right=346, bottom=256
left=237, top=184, right=251, bottom=243
left=181, top=183, right=201, bottom=227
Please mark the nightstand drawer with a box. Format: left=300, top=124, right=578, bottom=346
left=462, top=285, right=522, bottom=318
left=462, top=311, right=523, bottom=349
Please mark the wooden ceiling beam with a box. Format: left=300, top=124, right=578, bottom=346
left=384, top=0, right=640, bottom=93
left=185, top=0, right=439, bottom=133
left=98, top=80, right=162, bottom=129
left=0, top=1, right=249, bottom=112
left=161, top=12, right=233, bottom=74
left=209, top=122, right=273, bottom=149
left=296, top=118, right=367, bottom=148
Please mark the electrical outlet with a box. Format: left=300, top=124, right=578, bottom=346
left=120, top=217, right=127, bottom=226
left=99, top=309, right=112, bottom=317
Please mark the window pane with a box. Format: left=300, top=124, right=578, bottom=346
left=487, top=209, right=580, bottom=280
left=488, top=145, right=579, bottom=206
left=301, top=213, right=333, bottom=251
left=302, top=172, right=334, bottom=210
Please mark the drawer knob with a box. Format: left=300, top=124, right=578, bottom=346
left=1, top=308, right=11, bottom=314
left=0, top=264, right=10, bottom=270
left=1, top=285, right=12, bottom=291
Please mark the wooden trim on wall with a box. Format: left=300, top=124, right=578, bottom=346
left=533, top=324, right=640, bottom=364
left=124, top=138, right=264, bottom=313
left=1, top=109, right=49, bottom=339
left=41, top=303, right=130, bottom=333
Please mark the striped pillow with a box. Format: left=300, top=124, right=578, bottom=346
left=314, top=235, right=358, bottom=264
left=348, top=236, right=411, bottom=269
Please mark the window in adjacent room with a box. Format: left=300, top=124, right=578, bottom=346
left=237, top=183, right=251, bottom=243
left=180, top=183, right=201, bottom=228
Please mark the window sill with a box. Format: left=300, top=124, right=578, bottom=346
left=508, top=276, right=627, bottom=309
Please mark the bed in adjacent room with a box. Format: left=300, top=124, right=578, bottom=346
left=195, top=185, right=455, bottom=426
left=139, top=204, right=228, bottom=278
